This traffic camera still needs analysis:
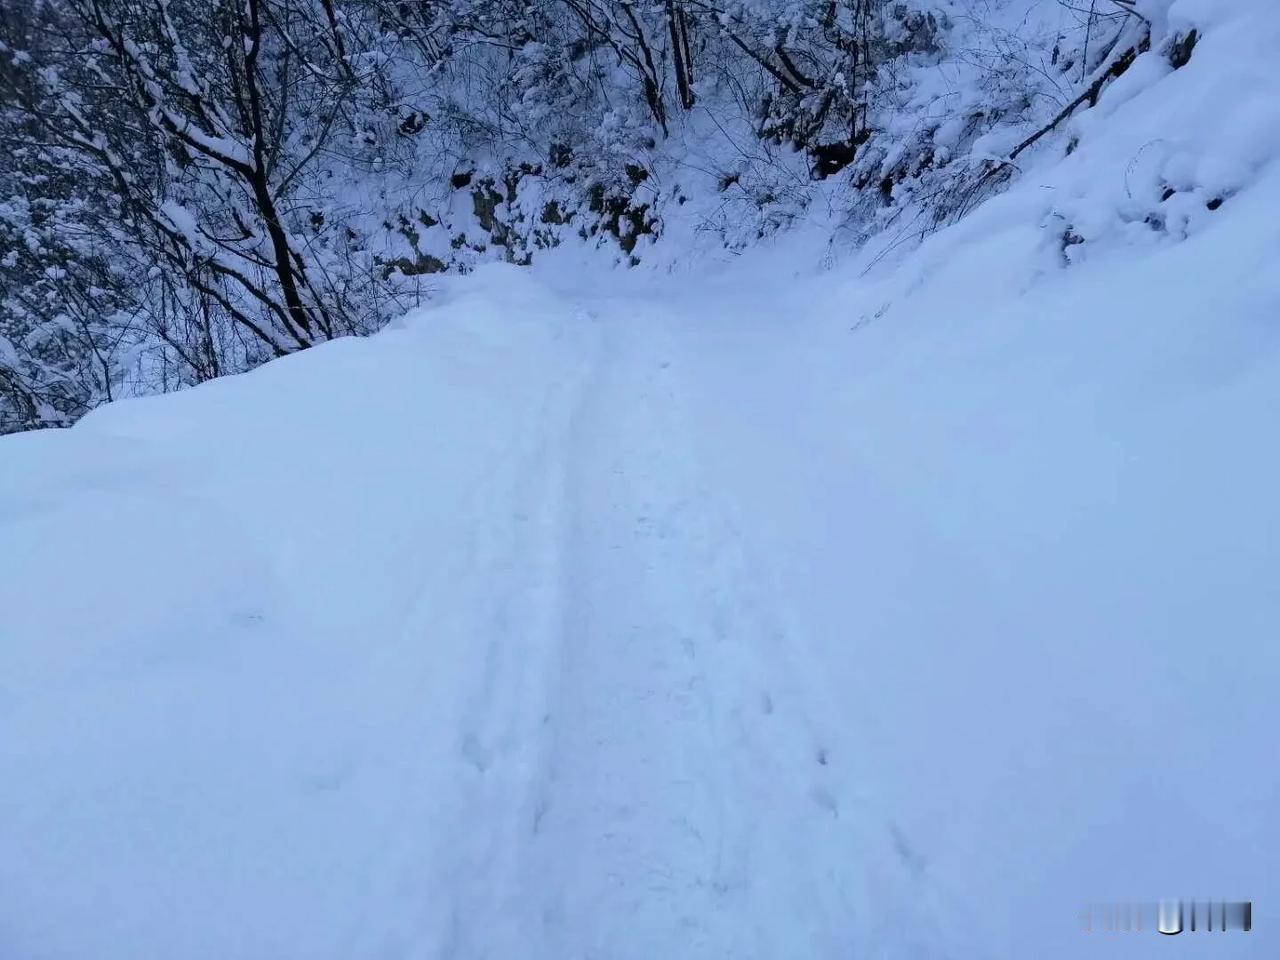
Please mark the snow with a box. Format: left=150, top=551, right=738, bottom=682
left=4, top=2, right=1280, bottom=958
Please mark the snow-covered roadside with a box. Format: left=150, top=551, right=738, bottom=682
left=655, top=168, right=1280, bottom=960
left=0, top=275, right=602, bottom=958
left=639, top=10, right=1280, bottom=949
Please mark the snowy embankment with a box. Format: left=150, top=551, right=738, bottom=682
left=4, top=2, right=1280, bottom=958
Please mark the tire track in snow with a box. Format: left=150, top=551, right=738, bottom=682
left=436, top=306, right=609, bottom=958
left=335, top=303, right=605, bottom=959
left=516, top=309, right=735, bottom=959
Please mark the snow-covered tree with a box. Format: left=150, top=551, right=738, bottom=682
left=1, top=0, right=1164, bottom=432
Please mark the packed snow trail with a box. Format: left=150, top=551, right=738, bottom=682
left=489, top=310, right=933, bottom=960
left=329, top=298, right=945, bottom=960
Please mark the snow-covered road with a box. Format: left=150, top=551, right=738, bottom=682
left=0, top=278, right=945, bottom=960
left=5, top=234, right=1280, bottom=960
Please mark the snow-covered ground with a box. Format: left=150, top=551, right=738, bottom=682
left=4, top=2, right=1280, bottom=957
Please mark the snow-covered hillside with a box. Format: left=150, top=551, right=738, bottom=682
left=3, top=1, right=1279, bottom=958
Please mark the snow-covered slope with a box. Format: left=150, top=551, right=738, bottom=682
left=4, top=2, right=1280, bottom=958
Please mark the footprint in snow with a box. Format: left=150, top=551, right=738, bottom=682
left=810, top=785, right=839, bottom=817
